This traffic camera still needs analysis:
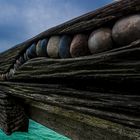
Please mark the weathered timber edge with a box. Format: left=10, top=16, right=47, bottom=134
left=1, top=79, right=140, bottom=139
left=0, top=38, right=140, bottom=139
left=0, top=0, right=140, bottom=74
left=0, top=0, right=140, bottom=139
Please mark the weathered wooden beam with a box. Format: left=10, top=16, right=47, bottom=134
left=26, top=102, right=140, bottom=140
left=0, top=0, right=140, bottom=74
left=0, top=89, right=28, bottom=135
left=11, top=40, right=140, bottom=92
left=1, top=39, right=138, bottom=139
left=0, top=80, right=140, bottom=139
left=0, top=0, right=140, bottom=139
left=1, top=80, right=139, bottom=128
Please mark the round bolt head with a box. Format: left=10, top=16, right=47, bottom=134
left=112, top=14, right=140, bottom=46
left=70, top=34, right=89, bottom=57
left=9, top=68, right=15, bottom=78
left=36, top=39, right=48, bottom=57
left=47, top=36, right=60, bottom=58
left=26, top=43, right=36, bottom=59
left=16, top=59, right=22, bottom=66
left=88, top=28, right=113, bottom=54
left=59, top=35, right=72, bottom=58
left=19, top=56, right=25, bottom=64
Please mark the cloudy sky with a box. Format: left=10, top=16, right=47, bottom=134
left=0, top=0, right=114, bottom=52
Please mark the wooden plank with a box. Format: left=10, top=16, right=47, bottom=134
left=0, top=89, right=28, bottom=135
left=0, top=81, right=139, bottom=129
left=11, top=40, right=140, bottom=93
left=0, top=0, right=140, bottom=139
left=0, top=0, right=140, bottom=73
left=21, top=101, right=140, bottom=140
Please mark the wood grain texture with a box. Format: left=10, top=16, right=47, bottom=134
left=12, top=39, right=140, bottom=86
left=0, top=82, right=140, bottom=139
left=0, top=0, right=140, bottom=74
left=0, top=39, right=140, bottom=138
left=0, top=89, right=29, bottom=135
left=1, top=81, right=140, bottom=128
left=27, top=102, right=140, bottom=140
left=3, top=39, right=138, bottom=139
left=0, top=0, right=140, bottom=139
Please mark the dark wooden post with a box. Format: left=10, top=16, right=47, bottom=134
left=0, top=89, right=28, bottom=135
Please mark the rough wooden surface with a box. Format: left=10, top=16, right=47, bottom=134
left=0, top=0, right=140, bottom=139
left=1, top=80, right=140, bottom=128
left=0, top=81, right=140, bottom=139
left=12, top=39, right=140, bottom=90
left=0, top=88, right=28, bottom=135
left=27, top=102, right=140, bottom=140
left=2, top=39, right=138, bottom=139
left=0, top=0, right=140, bottom=74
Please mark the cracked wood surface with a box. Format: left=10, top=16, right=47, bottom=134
left=0, top=0, right=140, bottom=139
left=0, top=0, right=140, bottom=73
